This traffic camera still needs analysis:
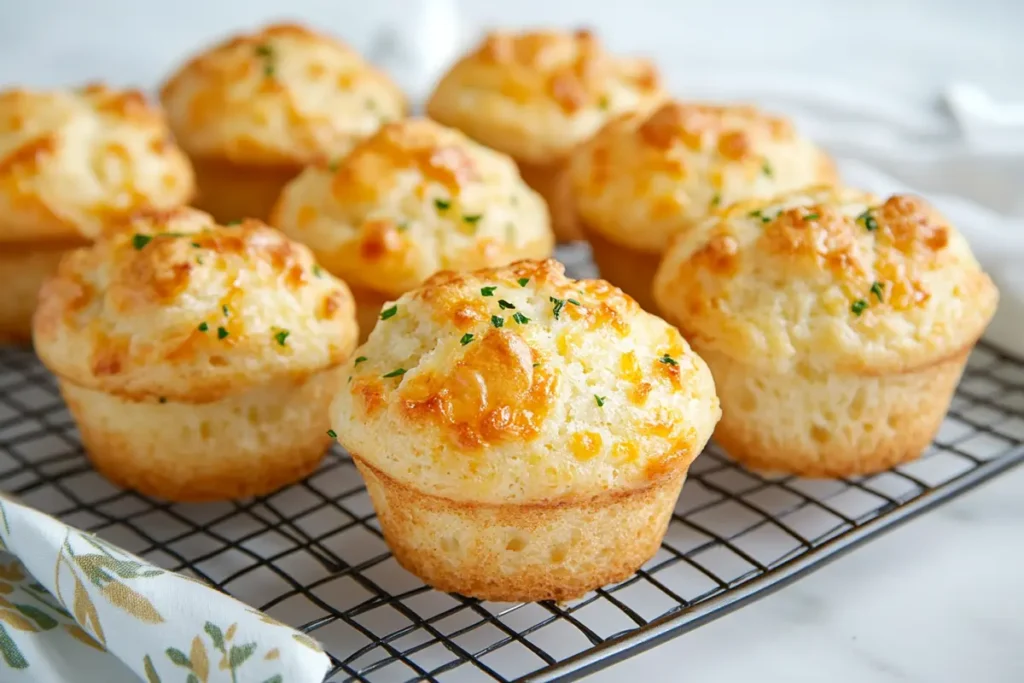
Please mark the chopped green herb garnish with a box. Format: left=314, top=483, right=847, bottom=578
left=517, top=278, right=530, bottom=287
left=857, top=209, right=878, bottom=231
left=397, top=222, right=409, bottom=232
left=191, top=242, right=202, bottom=248
left=595, top=395, right=606, bottom=407
left=762, top=160, right=773, bottom=177
left=851, top=299, right=868, bottom=316
left=748, top=210, right=762, bottom=219
left=434, top=198, right=451, bottom=211
left=711, top=193, right=721, bottom=207
left=132, top=234, right=152, bottom=250
left=532, top=362, right=540, bottom=368
left=550, top=297, right=565, bottom=320
left=327, top=159, right=340, bottom=172
left=804, top=213, right=820, bottom=221
left=312, top=264, right=323, bottom=277
left=255, top=44, right=273, bottom=58
left=463, top=214, right=483, bottom=224
left=198, top=322, right=209, bottom=332
left=222, top=304, right=230, bottom=316
left=263, top=63, right=275, bottom=78
left=158, top=397, right=167, bottom=404
left=382, top=368, right=407, bottom=378
left=226, top=220, right=242, bottom=226
left=491, top=315, right=504, bottom=328
left=255, top=44, right=275, bottom=78
left=659, top=354, right=678, bottom=366
left=498, top=299, right=516, bottom=310
left=327, top=429, right=337, bottom=438
left=274, top=330, right=289, bottom=346
left=870, top=281, right=884, bottom=302
left=354, top=356, right=367, bottom=365
left=481, top=286, right=497, bottom=297
left=196, top=257, right=204, bottom=265
left=512, top=312, right=530, bottom=325
left=380, top=305, right=398, bottom=320
left=567, top=298, right=581, bottom=306
left=597, top=95, right=610, bottom=110
left=460, top=333, right=474, bottom=346
left=217, top=326, right=229, bottom=340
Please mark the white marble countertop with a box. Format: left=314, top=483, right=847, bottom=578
left=2, top=2, right=1023, bottom=681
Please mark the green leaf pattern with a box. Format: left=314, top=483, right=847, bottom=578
left=0, top=492, right=326, bottom=682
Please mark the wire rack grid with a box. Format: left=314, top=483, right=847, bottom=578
left=2, top=249, right=1023, bottom=683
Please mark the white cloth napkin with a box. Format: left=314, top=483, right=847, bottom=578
left=0, top=493, right=330, bottom=683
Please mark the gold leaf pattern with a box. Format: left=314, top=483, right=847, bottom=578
left=225, top=623, right=237, bottom=641
left=0, top=610, right=37, bottom=632
left=292, top=632, right=323, bottom=652
left=70, top=568, right=106, bottom=647
left=190, top=635, right=209, bottom=683
left=64, top=623, right=105, bottom=651
left=0, top=562, right=24, bottom=582
left=264, top=648, right=280, bottom=661
left=100, top=581, right=164, bottom=623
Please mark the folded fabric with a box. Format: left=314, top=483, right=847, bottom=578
left=0, top=492, right=330, bottom=683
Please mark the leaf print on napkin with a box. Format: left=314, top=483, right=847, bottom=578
left=190, top=635, right=210, bottom=683
left=143, top=654, right=162, bottom=683
left=12, top=603, right=57, bottom=629
left=64, top=623, right=105, bottom=651
left=100, top=580, right=164, bottom=623
left=0, top=624, right=27, bottom=669
left=69, top=568, right=106, bottom=647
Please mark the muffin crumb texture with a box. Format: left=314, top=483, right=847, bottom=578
left=271, top=118, right=554, bottom=296
left=0, top=83, right=194, bottom=242
left=332, top=259, right=720, bottom=503
left=160, top=22, right=407, bottom=164
left=654, top=186, right=999, bottom=376
left=33, top=207, right=358, bottom=402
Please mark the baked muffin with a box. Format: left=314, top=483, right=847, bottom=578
left=160, top=22, right=407, bottom=223
left=271, top=118, right=554, bottom=340
left=653, top=186, right=998, bottom=477
left=0, top=84, right=194, bottom=343
left=570, top=101, right=836, bottom=311
left=33, top=208, right=358, bottom=501
left=426, top=29, right=665, bottom=242
left=330, top=259, right=720, bottom=601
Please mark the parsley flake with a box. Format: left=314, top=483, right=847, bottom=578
left=851, top=299, right=868, bottom=316
left=382, top=368, right=407, bottom=378
left=481, top=286, right=497, bottom=297
left=748, top=210, right=762, bottom=219
left=434, top=198, right=451, bottom=211
left=158, top=397, right=167, bottom=404
left=870, top=281, right=885, bottom=302
left=327, top=429, right=337, bottom=438
left=549, top=297, right=565, bottom=320
left=460, top=333, right=474, bottom=346
left=226, top=220, right=242, bottom=226
left=191, top=241, right=202, bottom=248
left=512, top=312, right=530, bottom=325
left=659, top=354, right=678, bottom=366
left=857, top=210, right=878, bottom=231
left=327, top=159, right=340, bottom=172
left=595, top=395, right=606, bottom=407
left=354, top=356, right=368, bottom=365
left=222, top=304, right=230, bottom=316
left=217, top=326, right=229, bottom=340
left=567, top=298, right=581, bottom=306
left=380, top=305, right=398, bottom=320
left=498, top=299, right=516, bottom=310
left=491, top=315, right=504, bottom=328
left=463, top=214, right=483, bottom=225
left=518, top=277, right=530, bottom=287
left=762, top=160, right=773, bottom=177
left=274, top=330, right=290, bottom=346
left=397, top=222, right=409, bottom=232
left=255, top=44, right=275, bottom=78
left=132, top=234, right=152, bottom=250
left=711, top=193, right=721, bottom=207
left=804, top=213, right=820, bottom=221
left=312, top=264, right=323, bottom=277
left=598, top=95, right=610, bottom=110
left=532, top=362, right=540, bottom=367
left=198, top=322, right=208, bottom=332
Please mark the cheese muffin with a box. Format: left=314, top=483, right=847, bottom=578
left=653, top=187, right=998, bottom=477
left=160, top=22, right=407, bottom=223
left=426, top=29, right=665, bottom=242
left=330, top=259, right=720, bottom=601
left=33, top=208, right=358, bottom=501
left=271, top=118, right=554, bottom=340
left=0, top=84, right=194, bottom=343
left=570, top=102, right=836, bottom=311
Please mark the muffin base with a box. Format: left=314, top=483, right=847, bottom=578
left=59, top=366, right=346, bottom=501
left=582, top=223, right=661, bottom=313
left=191, top=156, right=302, bottom=224
left=699, top=347, right=970, bottom=478
left=0, top=239, right=83, bottom=345
left=517, top=157, right=579, bottom=243
left=352, top=455, right=686, bottom=602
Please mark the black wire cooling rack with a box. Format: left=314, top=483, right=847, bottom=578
left=2, top=251, right=1023, bottom=682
